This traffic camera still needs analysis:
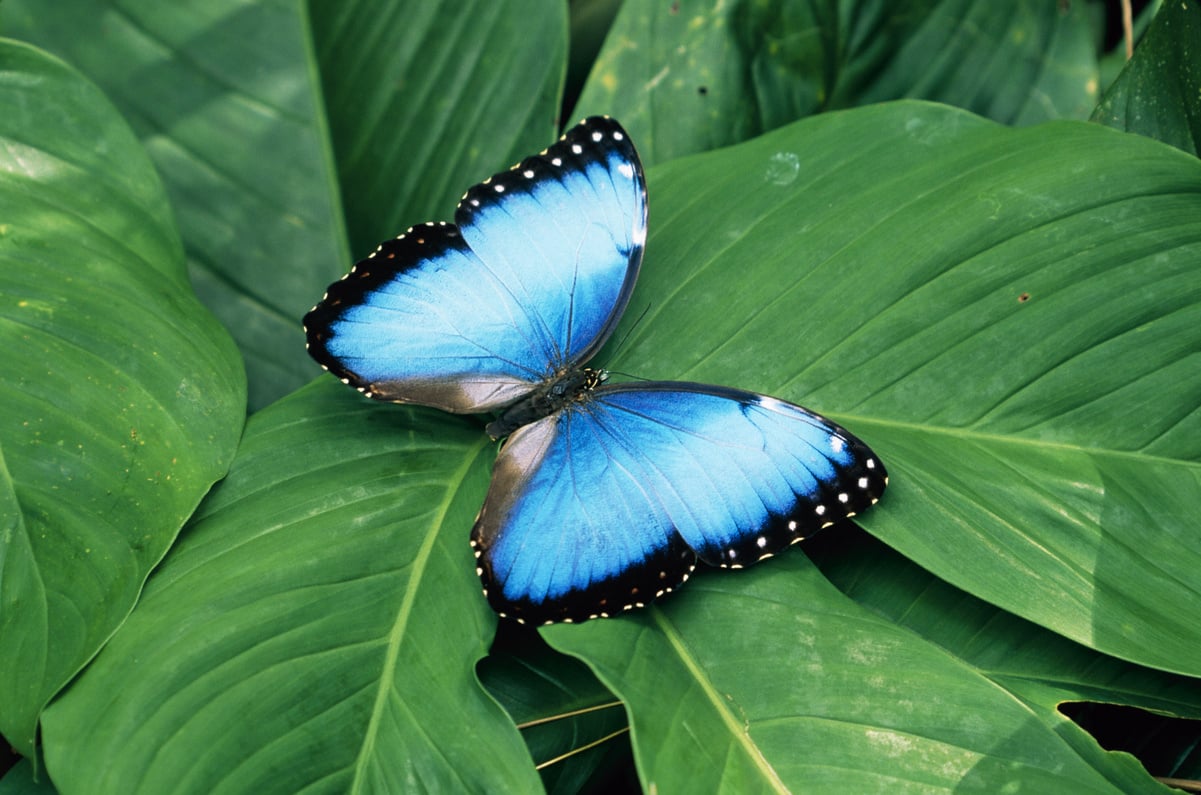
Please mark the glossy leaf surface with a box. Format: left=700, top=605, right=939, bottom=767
left=545, top=556, right=1160, bottom=793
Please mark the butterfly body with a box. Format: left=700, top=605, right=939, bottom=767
left=485, top=367, right=606, bottom=440
left=305, top=117, right=887, bottom=624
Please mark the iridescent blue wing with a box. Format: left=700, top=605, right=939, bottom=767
left=304, top=117, right=646, bottom=414
left=470, top=383, right=887, bottom=624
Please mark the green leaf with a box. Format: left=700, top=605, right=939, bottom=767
left=39, top=381, right=540, bottom=794
left=543, top=555, right=1161, bottom=793
left=0, top=41, right=244, bottom=757
left=574, top=0, right=1099, bottom=164
left=597, top=101, right=1201, bottom=677
left=1092, top=0, right=1201, bottom=157
left=8, top=5, right=1197, bottom=781
left=575, top=0, right=797, bottom=163
left=2, top=0, right=352, bottom=409
left=0, top=759, right=57, bottom=795
left=3, top=0, right=572, bottom=410
left=311, top=0, right=568, bottom=254
left=835, top=0, right=1100, bottom=123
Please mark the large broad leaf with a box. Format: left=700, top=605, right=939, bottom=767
left=591, top=101, right=1201, bottom=677
left=0, top=41, right=245, bottom=756
left=1093, top=0, right=1201, bottom=157
left=574, top=0, right=1098, bottom=164
left=310, top=0, right=568, bottom=254
left=1, top=0, right=351, bottom=410
left=810, top=526, right=1201, bottom=728
left=815, top=528, right=1201, bottom=786
left=40, top=381, right=541, bottom=794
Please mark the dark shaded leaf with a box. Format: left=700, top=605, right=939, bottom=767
left=479, top=625, right=632, bottom=793
left=0, top=759, right=58, bottom=795
left=574, top=0, right=1098, bottom=164
left=1093, top=0, right=1201, bottom=157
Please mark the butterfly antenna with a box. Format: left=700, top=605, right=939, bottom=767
left=601, top=302, right=652, bottom=381
left=562, top=247, right=582, bottom=366
left=560, top=227, right=597, bottom=368
left=614, top=301, right=650, bottom=354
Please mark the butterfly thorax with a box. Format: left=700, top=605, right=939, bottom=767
left=485, top=368, right=607, bottom=440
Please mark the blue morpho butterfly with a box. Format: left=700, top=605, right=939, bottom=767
left=304, top=117, right=886, bottom=625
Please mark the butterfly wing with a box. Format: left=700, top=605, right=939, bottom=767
left=304, top=117, right=647, bottom=414
left=471, top=382, right=888, bottom=624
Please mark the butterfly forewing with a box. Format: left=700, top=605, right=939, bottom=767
left=457, top=117, right=646, bottom=370
left=303, top=116, right=646, bottom=414
left=304, top=223, right=539, bottom=411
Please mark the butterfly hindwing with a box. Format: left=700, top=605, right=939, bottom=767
left=471, top=382, right=887, bottom=624
left=303, top=117, right=646, bottom=414
left=471, top=402, right=699, bottom=625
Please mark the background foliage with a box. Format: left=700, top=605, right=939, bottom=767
left=2, top=0, right=1200, bottom=792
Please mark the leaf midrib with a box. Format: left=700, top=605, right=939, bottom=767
left=651, top=610, right=790, bottom=794
left=350, top=434, right=490, bottom=791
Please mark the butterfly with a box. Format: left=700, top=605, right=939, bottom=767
left=304, top=117, right=887, bottom=625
